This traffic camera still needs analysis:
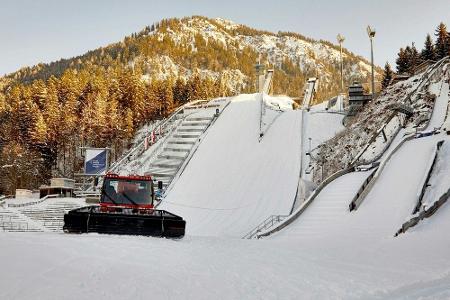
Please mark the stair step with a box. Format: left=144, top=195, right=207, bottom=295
left=145, top=167, right=176, bottom=177
left=157, top=154, right=187, bottom=160
left=186, top=117, right=214, bottom=122
left=181, top=121, right=209, bottom=127
left=148, top=172, right=174, bottom=178
left=173, top=134, right=200, bottom=139
left=163, top=147, right=191, bottom=152
left=150, top=161, right=182, bottom=169
left=167, top=140, right=196, bottom=145
left=177, top=128, right=204, bottom=133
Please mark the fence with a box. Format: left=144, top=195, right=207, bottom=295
left=0, top=221, right=32, bottom=232
left=7, top=194, right=59, bottom=208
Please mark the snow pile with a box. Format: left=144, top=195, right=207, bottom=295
left=264, top=94, right=293, bottom=111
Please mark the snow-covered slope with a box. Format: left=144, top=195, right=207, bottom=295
left=159, top=94, right=302, bottom=237
left=1, top=64, right=449, bottom=300
left=163, top=17, right=375, bottom=81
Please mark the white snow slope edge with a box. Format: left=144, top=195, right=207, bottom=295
left=160, top=94, right=301, bottom=237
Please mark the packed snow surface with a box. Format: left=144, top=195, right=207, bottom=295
left=427, top=82, right=449, bottom=130
left=160, top=94, right=302, bottom=237
left=2, top=80, right=450, bottom=298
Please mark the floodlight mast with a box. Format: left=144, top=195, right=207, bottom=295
left=367, top=26, right=376, bottom=100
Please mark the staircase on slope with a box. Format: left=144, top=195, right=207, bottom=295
left=0, top=207, right=44, bottom=232
left=18, top=199, right=84, bottom=232
left=0, top=198, right=86, bottom=232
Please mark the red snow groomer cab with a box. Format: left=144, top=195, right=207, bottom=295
left=63, top=173, right=185, bottom=238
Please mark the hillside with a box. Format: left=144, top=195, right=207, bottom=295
left=0, top=16, right=379, bottom=194
left=2, top=16, right=379, bottom=100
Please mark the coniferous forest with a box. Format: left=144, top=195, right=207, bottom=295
left=389, top=22, right=450, bottom=79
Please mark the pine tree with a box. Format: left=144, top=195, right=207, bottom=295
left=396, top=48, right=408, bottom=73
left=421, top=34, right=436, bottom=61
left=435, top=22, right=450, bottom=59
left=382, top=62, right=394, bottom=89
left=31, top=111, right=48, bottom=144
left=408, top=43, right=421, bottom=73
left=124, top=108, right=134, bottom=139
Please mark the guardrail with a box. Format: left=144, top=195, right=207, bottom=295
left=7, top=194, right=59, bottom=208
left=412, top=140, right=444, bottom=214
left=243, top=215, right=289, bottom=239
left=395, top=185, right=450, bottom=236
left=351, top=112, right=398, bottom=165
left=255, top=166, right=355, bottom=239
left=108, top=99, right=211, bottom=175
left=348, top=168, right=378, bottom=211
left=0, top=221, right=34, bottom=232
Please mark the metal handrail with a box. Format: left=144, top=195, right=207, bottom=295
left=108, top=99, right=210, bottom=174
left=7, top=194, right=59, bottom=208
left=242, top=214, right=289, bottom=239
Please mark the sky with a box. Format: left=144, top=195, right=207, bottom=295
left=1, top=0, right=449, bottom=76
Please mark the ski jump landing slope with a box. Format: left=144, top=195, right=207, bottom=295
left=276, top=83, right=450, bottom=243
left=160, top=94, right=302, bottom=237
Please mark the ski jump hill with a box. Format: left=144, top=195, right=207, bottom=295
left=159, top=93, right=342, bottom=237
left=2, top=59, right=450, bottom=299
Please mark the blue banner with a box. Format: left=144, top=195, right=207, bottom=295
left=84, top=149, right=107, bottom=175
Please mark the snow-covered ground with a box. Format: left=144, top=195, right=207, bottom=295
left=2, top=76, right=450, bottom=299
left=2, top=204, right=450, bottom=300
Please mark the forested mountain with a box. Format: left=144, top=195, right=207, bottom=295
left=0, top=16, right=379, bottom=194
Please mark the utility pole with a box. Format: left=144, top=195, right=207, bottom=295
left=337, top=34, right=345, bottom=94
left=367, top=26, right=376, bottom=100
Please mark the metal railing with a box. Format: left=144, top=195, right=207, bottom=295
left=396, top=185, right=450, bottom=236
left=7, top=194, right=59, bottom=208
left=0, top=221, right=32, bottom=232
left=108, top=99, right=214, bottom=175
left=412, top=140, right=445, bottom=214
left=242, top=215, right=289, bottom=239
